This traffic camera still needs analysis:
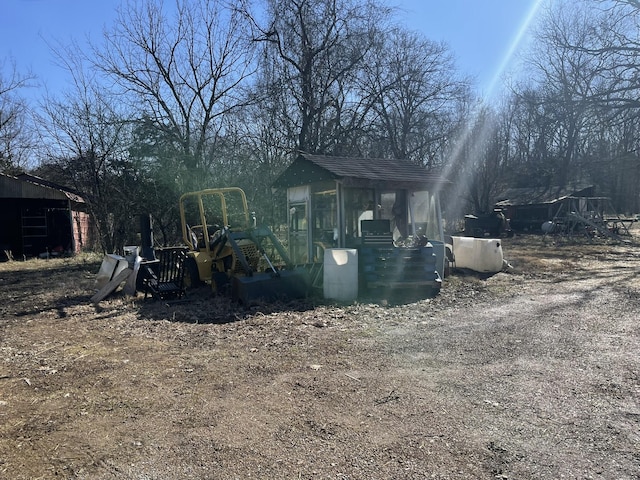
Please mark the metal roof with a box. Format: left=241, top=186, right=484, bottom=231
left=495, top=185, right=594, bottom=207
left=273, top=153, right=449, bottom=189
left=0, top=173, right=85, bottom=203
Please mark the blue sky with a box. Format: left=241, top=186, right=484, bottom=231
left=0, top=0, right=543, bottom=103
left=397, top=0, right=544, bottom=97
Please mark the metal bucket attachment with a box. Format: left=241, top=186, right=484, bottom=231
left=232, top=268, right=310, bottom=305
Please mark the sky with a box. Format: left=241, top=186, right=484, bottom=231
left=0, top=0, right=544, bottom=105
left=397, top=0, right=544, bottom=97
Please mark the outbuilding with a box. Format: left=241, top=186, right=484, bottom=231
left=494, top=185, right=595, bottom=232
left=0, top=173, right=91, bottom=260
left=272, top=154, right=449, bottom=298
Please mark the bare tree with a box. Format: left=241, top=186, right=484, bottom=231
left=94, top=0, right=257, bottom=188
left=515, top=2, right=606, bottom=190
left=504, top=88, right=556, bottom=188
left=0, top=58, right=35, bottom=174
left=567, top=0, right=640, bottom=115
left=253, top=0, right=390, bottom=154
left=36, top=44, right=133, bottom=253
left=222, top=75, right=296, bottom=224
left=501, top=0, right=640, bottom=215
left=467, top=107, right=509, bottom=213
left=582, top=108, right=640, bottom=212
left=360, top=28, right=470, bottom=166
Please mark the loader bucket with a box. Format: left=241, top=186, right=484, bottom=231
left=231, top=268, right=310, bottom=305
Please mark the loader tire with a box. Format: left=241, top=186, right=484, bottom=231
left=184, top=257, right=202, bottom=289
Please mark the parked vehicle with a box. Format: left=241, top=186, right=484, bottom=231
left=464, top=208, right=513, bottom=238
left=179, top=187, right=309, bottom=304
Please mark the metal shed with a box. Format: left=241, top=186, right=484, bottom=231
left=0, top=173, right=91, bottom=259
left=495, top=185, right=595, bottom=232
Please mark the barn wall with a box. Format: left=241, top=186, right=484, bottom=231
left=1, top=174, right=93, bottom=258
left=0, top=198, right=92, bottom=258
left=0, top=199, right=21, bottom=259
left=73, top=210, right=92, bottom=253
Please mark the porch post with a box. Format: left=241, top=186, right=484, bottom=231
left=435, top=193, right=444, bottom=242
left=336, top=182, right=345, bottom=247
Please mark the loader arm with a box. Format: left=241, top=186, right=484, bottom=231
left=250, top=225, right=295, bottom=269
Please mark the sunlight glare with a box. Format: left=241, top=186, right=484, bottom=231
left=483, top=0, right=547, bottom=99
left=440, top=0, right=546, bottom=221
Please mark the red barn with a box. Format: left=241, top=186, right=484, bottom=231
left=0, top=173, right=92, bottom=260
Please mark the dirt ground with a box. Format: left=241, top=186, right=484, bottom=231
left=1, top=232, right=639, bottom=480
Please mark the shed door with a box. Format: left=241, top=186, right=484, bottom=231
left=287, top=186, right=310, bottom=264
left=311, top=190, right=337, bottom=262
left=289, top=202, right=308, bottom=264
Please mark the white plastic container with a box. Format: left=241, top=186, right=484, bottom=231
left=323, top=248, right=358, bottom=301
left=95, top=254, right=129, bottom=290
left=451, top=236, right=503, bottom=273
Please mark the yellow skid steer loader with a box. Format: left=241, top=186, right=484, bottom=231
left=179, top=188, right=309, bottom=304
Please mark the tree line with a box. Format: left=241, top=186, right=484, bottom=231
left=1, top=0, right=639, bottom=253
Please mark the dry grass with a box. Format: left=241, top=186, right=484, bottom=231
left=1, top=234, right=639, bottom=479
left=0, top=252, right=103, bottom=272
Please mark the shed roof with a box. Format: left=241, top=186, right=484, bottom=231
left=495, top=185, right=594, bottom=207
left=1, top=172, right=85, bottom=203
left=273, top=153, right=448, bottom=190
